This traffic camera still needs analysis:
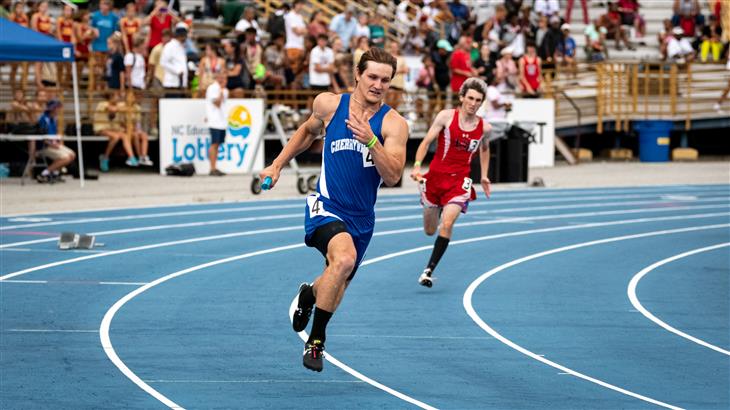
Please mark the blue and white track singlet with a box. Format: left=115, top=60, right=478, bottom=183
left=317, top=93, right=391, bottom=217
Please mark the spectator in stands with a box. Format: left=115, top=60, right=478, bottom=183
left=106, top=34, right=125, bottom=90
left=329, top=5, right=358, bottom=51
left=91, top=0, right=119, bottom=53
left=241, top=27, right=262, bottom=90
left=266, top=2, right=288, bottom=40
left=369, top=12, right=386, bottom=49
left=699, top=14, right=723, bottom=62
left=540, top=15, right=563, bottom=67
left=433, top=38, right=452, bottom=92
left=124, top=36, right=146, bottom=90
left=197, top=42, right=224, bottom=95
left=75, top=11, right=95, bottom=65
left=95, top=91, right=137, bottom=171
left=602, top=2, right=634, bottom=51
left=667, top=25, right=696, bottom=61
left=284, top=0, right=307, bottom=81
left=147, top=28, right=170, bottom=89
left=533, top=0, right=559, bottom=18
left=10, top=89, right=34, bottom=125
left=263, top=33, right=287, bottom=90
left=585, top=17, right=608, bottom=61
left=145, top=0, right=177, bottom=51
left=416, top=53, right=436, bottom=92
left=495, top=46, right=518, bottom=92
left=308, top=33, right=335, bottom=95
left=481, top=74, right=512, bottom=121
left=160, top=25, right=188, bottom=96
left=331, top=37, right=353, bottom=93
left=352, top=35, right=369, bottom=68
left=31, top=89, right=49, bottom=120
left=617, top=0, right=646, bottom=45
left=386, top=41, right=408, bottom=109
left=205, top=70, right=228, bottom=176
left=34, top=100, right=76, bottom=183
left=672, top=0, right=704, bottom=36
left=120, top=2, right=141, bottom=53
left=473, top=43, right=494, bottom=84
left=123, top=92, right=153, bottom=166
left=518, top=42, right=541, bottom=97
left=534, top=14, right=549, bottom=54
left=30, top=0, right=53, bottom=89
left=448, top=0, right=470, bottom=23
left=354, top=13, right=369, bottom=40
left=56, top=4, right=76, bottom=46
left=503, top=14, right=526, bottom=58
left=234, top=6, right=263, bottom=40
left=307, top=10, right=328, bottom=39
left=505, top=0, right=524, bottom=20
left=450, top=35, right=477, bottom=93
left=222, top=39, right=245, bottom=97
left=557, top=24, right=577, bottom=78
left=8, top=2, right=29, bottom=89
left=401, top=24, right=425, bottom=55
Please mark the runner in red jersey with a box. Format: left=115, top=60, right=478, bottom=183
left=519, top=42, right=542, bottom=98
left=410, top=77, right=492, bottom=287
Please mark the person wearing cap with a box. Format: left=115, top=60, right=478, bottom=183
left=533, top=0, right=559, bottom=18
left=666, top=26, right=695, bottom=61
left=160, top=24, right=189, bottom=95
left=557, top=23, right=577, bottom=78
left=34, top=100, right=76, bottom=183
left=329, top=5, right=358, bottom=51
left=496, top=46, right=518, bottom=92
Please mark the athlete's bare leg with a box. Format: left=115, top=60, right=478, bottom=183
left=311, top=232, right=356, bottom=313
left=437, top=203, right=464, bottom=239
left=423, top=207, right=441, bottom=236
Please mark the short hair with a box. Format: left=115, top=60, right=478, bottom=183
left=459, top=77, right=487, bottom=99
left=245, top=27, right=257, bottom=35
left=316, top=33, right=328, bottom=42
left=356, top=47, right=397, bottom=79
left=161, top=28, right=172, bottom=37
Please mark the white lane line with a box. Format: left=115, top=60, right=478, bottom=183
left=463, top=224, right=730, bottom=410
left=145, top=379, right=365, bottom=384
left=101, top=214, right=729, bottom=410
left=627, top=243, right=730, bottom=356
left=327, top=334, right=493, bottom=340
left=1, top=280, right=147, bottom=286
left=100, top=282, right=149, bottom=286
left=2, top=189, right=724, bottom=231
left=6, top=329, right=97, bottom=333
left=1, top=279, right=48, bottom=284
left=2, top=197, right=727, bottom=250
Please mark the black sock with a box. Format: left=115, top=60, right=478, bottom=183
left=308, top=307, right=333, bottom=344
left=427, top=235, right=450, bottom=272
left=299, top=284, right=315, bottom=308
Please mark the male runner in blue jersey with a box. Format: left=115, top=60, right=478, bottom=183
left=259, top=47, right=409, bottom=372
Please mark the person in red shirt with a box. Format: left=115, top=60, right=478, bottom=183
left=519, top=42, right=541, bottom=98
left=144, top=0, right=178, bottom=51
left=410, top=77, right=492, bottom=287
left=449, top=36, right=477, bottom=93
left=120, top=2, right=142, bottom=53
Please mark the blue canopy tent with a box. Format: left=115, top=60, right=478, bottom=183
left=0, top=18, right=86, bottom=186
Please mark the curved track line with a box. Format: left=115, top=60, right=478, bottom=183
left=99, top=215, right=728, bottom=408
left=627, top=243, right=730, bottom=356
left=4, top=200, right=727, bottom=250
left=464, top=224, right=730, bottom=409
left=3, top=190, right=723, bottom=231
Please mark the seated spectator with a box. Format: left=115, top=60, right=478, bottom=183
left=518, top=42, right=541, bottom=97
left=601, top=2, right=634, bottom=50
left=368, top=13, right=386, bottom=49
left=222, top=39, right=245, bottom=97
left=585, top=18, right=608, bottom=61
left=667, top=26, right=696, bottom=61
left=10, top=89, right=35, bottom=125
left=535, top=15, right=549, bottom=53
left=94, top=92, right=138, bottom=171
left=307, top=10, right=328, bottom=39
left=34, top=100, right=76, bottom=183
left=387, top=41, right=408, bottom=109
left=329, top=5, right=358, bottom=51
left=354, top=13, right=370, bottom=40
left=123, top=92, right=153, bottom=166
left=496, top=46, right=518, bottom=92
left=617, top=0, right=646, bottom=44
left=352, top=35, right=370, bottom=68
left=124, top=37, right=147, bottom=90
left=234, top=6, right=263, bottom=40
left=263, top=33, right=287, bottom=90
left=557, top=24, right=578, bottom=78
left=473, top=43, right=494, bottom=83
left=401, top=25, right=426, bottom=56
left=659, top=19, right=674, bottom=59
left=672, top=0, right=705, bottom=37
left=699, top=14, right=723, bottom=62
left=449, top=0, right=471, bottom=23
left=480, top=74, right=512, bottom=122
left=503, top=14, right=526, bottom=58
left=240, top=27, right=263, bottom=89
left=416, top=54, right=436, bottom=92
left=31, top=89, right=49, bottom=120
left=533, top=0, right=559, bottom=18
left=197, top=42, right=224, bottom=96
left=331, top=37, right=353, bottom=93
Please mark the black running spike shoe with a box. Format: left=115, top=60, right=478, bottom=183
left=303, top=339, right=325, bottom=372
left=292, top=282, right=314, bottom=332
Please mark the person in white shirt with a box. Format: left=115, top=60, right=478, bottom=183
left=667, top=26, right=695, bottom=61
left=205, top=70, right=229, bottom=176
left=354, top=13, right=370, bottom=40
left=285, top=0, right=307, bottom=75
left=309, top=34, right=335, bottom=91
left=234, top=6, right=263, bottom=40
left=124, top=37, right=147, bottom=90
left=479, top=75, right=512, bottom=122
left=161, top=26, right=188, bottom=96
left=534, top=0, right=560, bottom=17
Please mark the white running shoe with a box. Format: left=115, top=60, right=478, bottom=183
left=418, top=268, right=435, bottom=288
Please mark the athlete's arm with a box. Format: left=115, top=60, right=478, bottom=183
left=258, top=93, right=336, bottom=188
left=410, top=109, right=448, bottom=181
left=479, top=121, right=492, bottom=198
left=371, top=111, right=409, bottom=186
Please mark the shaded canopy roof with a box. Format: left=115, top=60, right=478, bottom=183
left=0, top=18, right=74, bottom=62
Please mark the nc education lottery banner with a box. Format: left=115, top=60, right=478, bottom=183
left=158, top=99, right=265, bottom=175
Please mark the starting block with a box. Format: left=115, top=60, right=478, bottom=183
left=58, top=232, right=99, bottom=250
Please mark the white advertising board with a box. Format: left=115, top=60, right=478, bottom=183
left=507, top=98, right=555, bottom=168
left=158, top=99, right=265, bottom=175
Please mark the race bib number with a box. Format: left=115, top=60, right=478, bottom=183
left=362, top=148, right=375, bottom=168
left=468, top=139, right=480, bottom=152
left=419, top=177, right=427, bottom=193
left=462, top=177, right=472, bottom=191
left=306, top=194, right=326, bottom=218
